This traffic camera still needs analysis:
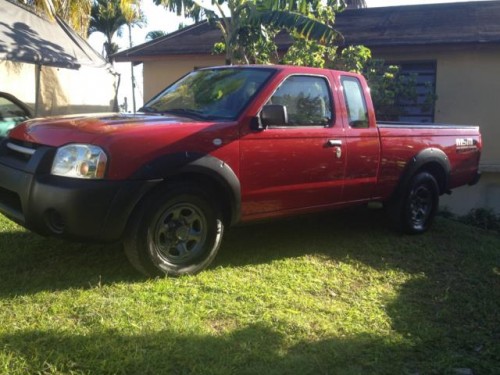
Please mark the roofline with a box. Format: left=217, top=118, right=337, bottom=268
left=342, top=0, right=496, bottom=12
left=350, top=39, right=500, bottom=48
left=114, top=53, right=225, bottom=63
left=112, top=21, right=210, bottom=60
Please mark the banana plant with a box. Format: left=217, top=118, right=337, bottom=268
left=213, top=0, right=345, bottom=64
left=156, top=0, right=343, bottom=65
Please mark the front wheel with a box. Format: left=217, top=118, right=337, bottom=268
left=124, top=185, right=224, bottom=277
left=389, top=172, right=440, bottom=234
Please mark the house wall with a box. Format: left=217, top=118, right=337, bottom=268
left=371, top=44, right=500, bottom=214
left=142, top=55, right=225, bottom=101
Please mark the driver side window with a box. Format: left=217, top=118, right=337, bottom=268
left=267, top=75, right=333, bottom=126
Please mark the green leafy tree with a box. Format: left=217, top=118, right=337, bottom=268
left=282, top=38, right=330, bottom=67
left=146, top=30, right=168, bottom=41
left=153, top=0, right=204, bottom=22
left=222, top=0, right=343, bottom=64
left=155, top=0, right=341, bottom=65
left=281, top=1, right=339, bottom=67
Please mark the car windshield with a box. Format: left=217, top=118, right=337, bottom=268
left=141, top=67, right=275, bottom=120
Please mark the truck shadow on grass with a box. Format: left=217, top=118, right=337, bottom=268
left=0, top=207, right=499, bottom=373
left=216, top=206, right=395, bottom=269
left=0, top=231, right=143, bottom=297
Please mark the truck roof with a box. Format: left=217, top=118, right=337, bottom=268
left=197, top=64, right=348, bottom=76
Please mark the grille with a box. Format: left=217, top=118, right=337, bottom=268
left=3, top=139, right=39, bottom=162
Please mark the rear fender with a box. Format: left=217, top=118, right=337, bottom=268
left=398, top=148, right=451, bottom=196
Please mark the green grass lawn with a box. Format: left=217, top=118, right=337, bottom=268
left=0, top=208, right=499, bottom=375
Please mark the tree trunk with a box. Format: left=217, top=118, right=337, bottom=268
left=128, top=24, right=137, bottom=113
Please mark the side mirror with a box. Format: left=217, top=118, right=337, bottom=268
left=252, top=105, right=288, bottom=130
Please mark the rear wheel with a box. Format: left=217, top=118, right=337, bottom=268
left=390, top=172, right=439, bottom=234
left=124, top=185, right=224, bottom=277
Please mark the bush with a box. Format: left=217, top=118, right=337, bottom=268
left=459, top=208, right=500, bottom=232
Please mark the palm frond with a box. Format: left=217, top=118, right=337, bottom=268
left=255, top=10, right=343, bottom=45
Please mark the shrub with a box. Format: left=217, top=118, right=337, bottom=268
left=459, top=208, right=500, bottom=232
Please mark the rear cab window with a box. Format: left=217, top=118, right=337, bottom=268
left=341, top=76, right=369, bottom=128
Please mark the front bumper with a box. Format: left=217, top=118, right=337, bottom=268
left=0, top=142, right=158, bottom=242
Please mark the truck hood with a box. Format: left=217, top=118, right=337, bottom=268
left=8, top=113, right=208, bottom=147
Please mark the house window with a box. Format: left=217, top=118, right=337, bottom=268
left=394, top=61, right=437, bottom=123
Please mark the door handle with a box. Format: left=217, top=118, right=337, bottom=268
left=327, top=139, right=342, bottom=147
left=327, top=139, right=343, bottom=159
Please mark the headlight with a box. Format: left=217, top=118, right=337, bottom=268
left=51, top=144, right=107, bottom=179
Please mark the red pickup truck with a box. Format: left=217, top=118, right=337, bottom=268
left=0, top=65, right=481, bottom=276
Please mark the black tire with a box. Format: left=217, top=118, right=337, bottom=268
left=124, top=184, right=224, bottom=277
left=389, top=172, right=439, bottom=234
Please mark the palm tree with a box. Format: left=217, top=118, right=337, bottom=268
left=88, top=0, right=145, bottom=60
left=56, top=0, right=93, bottom=36
left=88, top=0, right=128, bottom=62
left=154, top=0, right=203, bottom=23
left=120, top=0, right=146, bottom=112
left=88, top=0, right=145, bottom=112
left=15, top=0, right=92, bottom=37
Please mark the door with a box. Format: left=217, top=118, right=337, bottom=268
left=339, top=75, right=381, bottom=202
left=239, top=74, right=346, bottom=219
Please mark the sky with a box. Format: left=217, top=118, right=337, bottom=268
left=88, top=0, right=492, bottom=111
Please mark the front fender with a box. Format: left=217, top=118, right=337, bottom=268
left=131, top=152, right=241, bottom=225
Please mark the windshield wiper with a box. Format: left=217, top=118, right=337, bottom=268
left=138, top=106, right=159, bottom=113
left=140, top=107, right=227, bottom=121
left=163, top=108, right=211, bottom=120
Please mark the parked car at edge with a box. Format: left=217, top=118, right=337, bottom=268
left=0, top=65, right=482, bottom=276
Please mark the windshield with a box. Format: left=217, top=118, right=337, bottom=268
left=141, top=67, right=275, bottom=120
